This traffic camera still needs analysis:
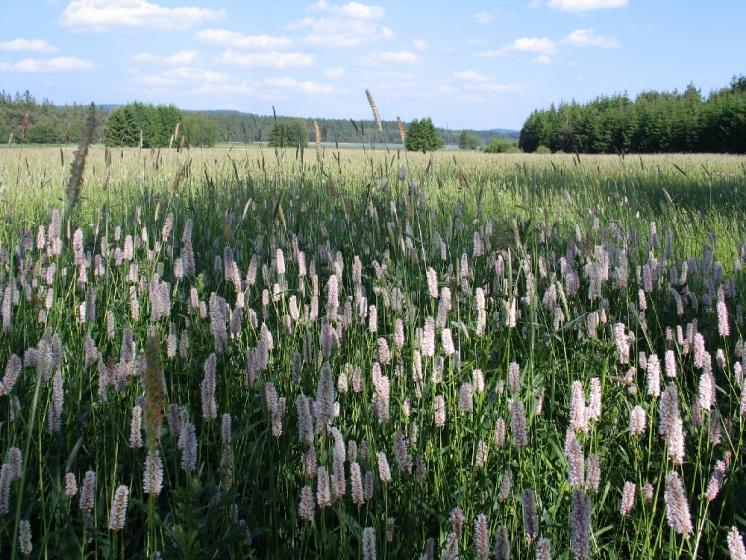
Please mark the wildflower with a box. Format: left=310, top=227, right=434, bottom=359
left=629, top=406, right=647, bottom=436
left=351, top=462, right=364, bottom=507
left=705, top=460, right=726, bottom=501
left=130, top=405, right=143, bottom=448
left=727, top=526, right=746, bottom=560
left=619, top=482, right=636, bottom=516
left=570, top=381, right=587, bottom=433
left=79, top=471, right=96, bottom=513
left=494, top=418, right=506, bottom=447
left=495, top=525, right=510, bottom=560
left=0, top=354, right=22, bottom=396
left=298, top=485, right=315, bottom=521
left=510, top=400, right=528, bottom=447
left=566, top=431, right=585, bottom=487
left=586, top=454, right=601, bottom=493
left=316, top=466, right=331, bottom=508
left=522, top=489, right=539, bottom=543
left=108, top=485, right=129, bottom=531
left=377, top=452, right=392, bottom=484
left=426, top=267, right=438, bottom=298
left=143, top=449, right=164, bottom=496
left=434, top=395, right=446, bottom=427
left=664, top=471, right=693, bottom=537
left=459, top=382, right=474, bottom=412
left=363, top=527, right=377, bottom=560
left=64, top=472, right=78, bottom=498
left=571, top=489, right=591, bottom=559
left=474, top=513, right=490, bottom=560
left=18, top=519, right=32, bottom=556
left=441, top=328, right=455, bottom=356
left=498, top=469, right=512, bottom=502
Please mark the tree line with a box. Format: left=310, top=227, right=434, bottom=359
left=519, top=76, right=746, bottom=154
left=0, top=91, right=516, bottom=148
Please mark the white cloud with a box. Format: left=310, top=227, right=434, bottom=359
left=364, top=50, right=418, bottom=64
left=478, top=36, right=556, bottom=58
left=547, top=0, right=627, bottom=11
left=59, top=0, right=224, bottom=31
left=195, top=29, right=292, bottom=49
left=132, top=50, right=200, bottom=65
left=324, top=66, right=345, bottom=78
left=451, top=70, right=531, bottom=96
left=290, top=1, right=392, bottom=46
left=511, top=37, right=557, bottom=54
left=261, top=77, right=333, bottom=95
left=454, top=69, right=492, bottom=82
left=564, top=28, right=619, bottom=48
left=473, top=10, right=495, bottom=24
left=0, top=38, right=56, bottom=52
left=0, top=56, right=93, bottom=72
left=137, top=66, right=232, bottom=87
left=309, top=1, right=384, bottom=19
left=219, top=49, right=315, bottom=68
left=531, top=54, right=553, bottom=64
left=413, top=39, right=427, bottom=51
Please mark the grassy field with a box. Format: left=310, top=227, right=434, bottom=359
left=0, top=146, right=745, bottom=558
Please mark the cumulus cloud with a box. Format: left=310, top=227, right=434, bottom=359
left=478, top=36, right=556, bottom=58
left=413, top=39, right=427, bottom=51
left=59, top=0, right=224, bottom=31
left=564, top=28, right=619, bottom=48
left=132, top=50, right=200, bottom=65
left=547, top=0, right=627, bottom=11
left=0, top=56, right=93, bottom=72
left=452, top=70, right=531, bottom=95
left=195, top=29, right=292, bottom=49
left=289, top=1, right=392, bottom=46
left=363, top=50, right=418, bottom=64
left=0, top=38, right=56, bottom=52
left=219, top=49, right=315, bottom=68
left=309, top=1, right=384, bottom=19
left=261, top=77, right=333, bottom=95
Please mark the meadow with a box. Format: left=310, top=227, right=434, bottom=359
left=0, top=145, right=745, bottom=559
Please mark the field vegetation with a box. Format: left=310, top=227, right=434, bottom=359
left=0, top=143, right=745, bottom=558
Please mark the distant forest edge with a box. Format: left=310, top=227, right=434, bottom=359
left=519, top=75, right=746, bottom=154
left=0, top=90, right=516, bottom=148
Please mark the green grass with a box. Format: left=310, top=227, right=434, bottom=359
left=0, top=146, right=744, bottom=559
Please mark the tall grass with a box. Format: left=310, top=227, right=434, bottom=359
left=0, top=146, right=744, bottom=558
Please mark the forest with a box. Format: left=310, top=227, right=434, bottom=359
left=519, top=76, right=746, bottom=154
left=0, top=90, right=515, bottom=148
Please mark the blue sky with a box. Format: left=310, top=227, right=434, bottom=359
left=1, top=0, right=744, bottom=129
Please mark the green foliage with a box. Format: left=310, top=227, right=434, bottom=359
left=535, top=145, right=551, bottom=154
left=267, top=119, right=308, bottom=148
left=105, top=102, right=182, bottom=147
left=458, top=131, right=480, bottom=150
left=0, top=89, right=107, bottom=144
left=182, top=112, right=219, bottom=147
left=481, top=138, right=519, bottom=153
left=404, top=118, right=444, bottom=152
left=520, top=76, right=746, bottom=153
